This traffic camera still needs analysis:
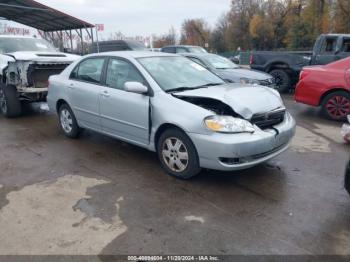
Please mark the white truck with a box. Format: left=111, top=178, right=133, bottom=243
left=0, top=35, right=79, bottom=117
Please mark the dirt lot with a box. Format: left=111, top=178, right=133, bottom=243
left=0, top=94, right=349, bottom=256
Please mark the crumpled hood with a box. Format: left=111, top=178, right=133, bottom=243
left=217, top=68, right=272, bottom=81
left=174, top=84, right=284, bottom=119
left=5, top=51, right=80, bottom=63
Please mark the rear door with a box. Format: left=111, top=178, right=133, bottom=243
left=68, top=57, right=106, bottom=130
left=99, top=57, right=150, bottom=146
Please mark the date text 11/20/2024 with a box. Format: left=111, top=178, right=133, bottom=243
left=127, top=255, right=220, bottom=261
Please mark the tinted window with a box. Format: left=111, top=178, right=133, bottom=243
left=106, top=58, right=144, bottom=90
left=321, top=38, right=337, bottom=53
left=176, top=47, right=189, bottom=53
left=71, top=58, right=105, bottom=84
left=161, top=47, right=176, bottom=53
left=342, top=38, right=350, bottom=52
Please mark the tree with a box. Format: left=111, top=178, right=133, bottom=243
left=180, top=19, right=211, bottom=47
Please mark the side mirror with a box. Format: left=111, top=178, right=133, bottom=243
left=124, top=82, right=148, bottom=94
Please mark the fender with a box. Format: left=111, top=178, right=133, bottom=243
left=0, top=54, right=15, bottom=83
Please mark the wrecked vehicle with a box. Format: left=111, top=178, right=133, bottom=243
left=47, top=52, right=296, bottom=179
left=0, top=35, right=79, bottom=117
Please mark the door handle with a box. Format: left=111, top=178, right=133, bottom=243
left=101, top=90, right=110, bottom=98
left=68, top=83, right=75, bottom=89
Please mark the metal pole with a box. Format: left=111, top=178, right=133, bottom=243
left=69, top=30, right=73, bottom=52
left=80, top=28, right=83, bottom=55
left=95, top=26, right=100, bottom=53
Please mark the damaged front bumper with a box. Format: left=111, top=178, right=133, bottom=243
left=188, top=112, right=296, bottom=171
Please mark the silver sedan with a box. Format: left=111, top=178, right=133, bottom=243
left=47, top=52, right=295, bottom=179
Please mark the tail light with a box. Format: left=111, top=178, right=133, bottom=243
left=249, top=55, right=254, bottom=65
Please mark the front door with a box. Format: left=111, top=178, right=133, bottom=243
left=100, top=57, right=150, bottom=146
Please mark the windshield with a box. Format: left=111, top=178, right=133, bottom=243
left=203, top=54, right=239, bottom=69
left=0, top=37, right=56, bottom=53
left=138, top=56, right=224, bottom=92
left=187, top=47, right=208, bottom=53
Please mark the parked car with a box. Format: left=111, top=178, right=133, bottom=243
left=229, top=54, right=240, bottom=64
left=295, top=57, right=350, bottom=121
left=181, top=53, right=275, bottom=88
left=89, top=40, right=148, bottom=53
left=161, top=45, right=207, bottom=54
left=250, top=34, right=350, bottom=92
left=150, top=48, right=161, bottom=52
left=47, top=52, right=295, bottom=179
left=345, top=160, right=350, bottom=195
left=0, top=35, right=79, bottom=118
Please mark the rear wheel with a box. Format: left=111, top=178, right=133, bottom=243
left=157, top=128, right=201, bottom=179
left=0, top=84, right=22, bottom=118
left=321, top=91, right=350, bottom=121
left=269, top=69, right=291, bottom=93
left=58, top=103, right=81, bottom=138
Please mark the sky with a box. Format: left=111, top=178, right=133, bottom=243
left=22, top=0, right=232, bottom=38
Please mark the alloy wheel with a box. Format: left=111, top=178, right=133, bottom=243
left=326, top=95, right=350, bottom=119
left=162, top=137, right=189, bottom=173
left=60, top=108, right=73, bottom=133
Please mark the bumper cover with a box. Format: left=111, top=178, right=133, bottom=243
left=189, top=112, right=296, bottom=171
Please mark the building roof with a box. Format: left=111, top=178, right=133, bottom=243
left=0, top=0, right=94, bottom=32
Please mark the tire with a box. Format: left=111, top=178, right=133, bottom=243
left=157, top=128, right=201, bottom=179
left=0, top=83, right=22, bottom=118
left=345, top=161, right=350, bottom=196
left=58, top=103, right=81, bottom=138
left=321, top=91, right=350, bottom=121
left=269, top=69, right=291, bottom=93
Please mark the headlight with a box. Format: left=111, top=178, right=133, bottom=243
left=205, top=116, right=255, bottom=133
left=240, top=78, right=260, bottom=85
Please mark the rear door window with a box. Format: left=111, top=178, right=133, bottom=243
left=70, top=58, right=105, bottom=84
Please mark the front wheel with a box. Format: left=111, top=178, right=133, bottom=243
left=321, top=91, right=350, bottom=121
left=157, top=128, right=201, bottom=179
left=0, top=84, right=22, bottom=118
left=58, top=103, right=81, bottom=138
left=269, top=69, right=291, bottom=93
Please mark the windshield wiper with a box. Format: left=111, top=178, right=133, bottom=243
left=166, top=83, right=223, bottom=93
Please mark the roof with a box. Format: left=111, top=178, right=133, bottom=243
left=0, top=0, right=94, bottom=32
left=161, top=45, right=203, bottom=48
left=86, top=51, right=179, bottom=59
left=180, top=52, right=215, bottom=58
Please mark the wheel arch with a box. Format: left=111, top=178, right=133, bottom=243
left=56, top=99, right=69, bottom=113
left=267, top=62, right=290, bottom=73
left=319, top=88, right=350, bottom=106
left=154, top=123, right=187, bottom=151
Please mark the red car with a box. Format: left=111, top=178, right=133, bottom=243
left=295, top=57, right=350, bottom=120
